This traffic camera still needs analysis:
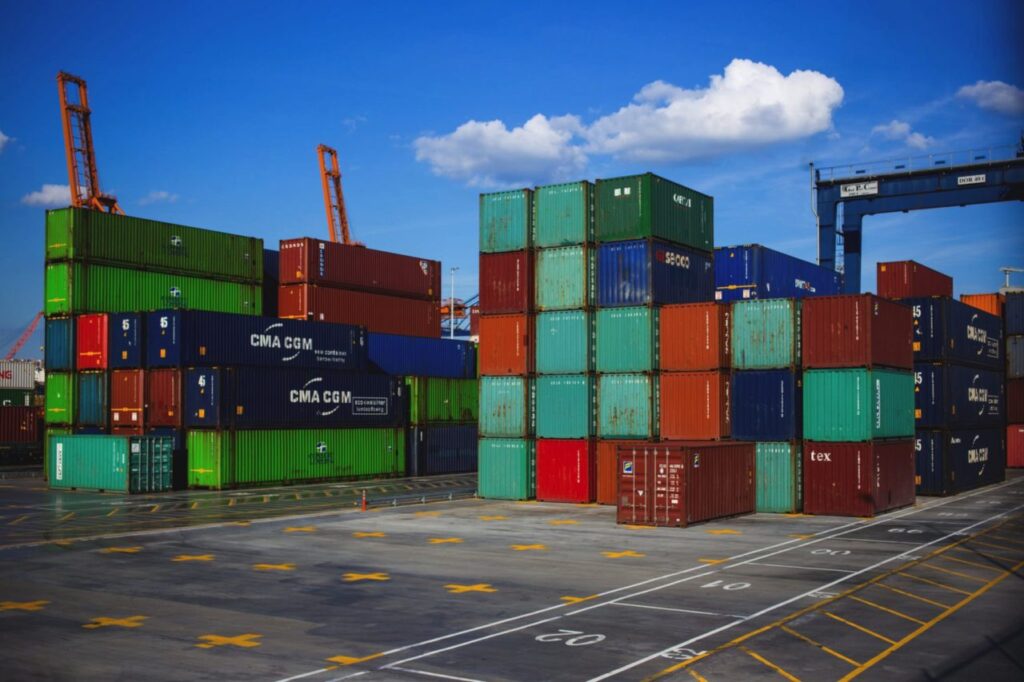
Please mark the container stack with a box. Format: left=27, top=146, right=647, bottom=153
left=1003, top=293, right=1024, bottom=467
left=0, top=360, right=41, bottom=466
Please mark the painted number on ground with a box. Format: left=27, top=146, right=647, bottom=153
left=535, top=630, right=605, bottom=646
left=888, top=528, right=923, bottom=534
left=662, top=647, right=707, bottom=661
left=937, top=512, right=968, bottom=518
left=812, top=549, right=851, bottom=556
left=701, top=580, right=750, bottom=591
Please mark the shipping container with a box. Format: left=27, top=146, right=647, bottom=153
left=598, top=373, right=657, bottom=439
left=731, top=299, right=800, bottom=369
left=44, top=372, right=74, bottom=425
left=279, top=284, right=438, bottom=338
left=262, top=248, right=280, bottom=318
left=479, top=376, right=533, bottom=438
left=478, top=314, right=534, bottom=375
left=147, top=426, right=187, bottom=490
left=596, top=440, right=647, bottom=505
left=48, top=435, right=173, bottom=493
left=0, top=406, right=40, bottom=443
left=755, top=442, right=801, bottom=513
left=147, top=368, right=182, bottom=427
left=536, top=439, right=595, bottom=503
left=110, top=369, right=145, bottom=430
left=108, top=313, right=144, bottom=369
left=535, top=246, right=595, bottom=310
left=1006, top=293, right=1024, bottom=336
left=479, top=251, right=534, bottom=314
left=42, top=426, right=72, bottom=478
left=915, top=429, right=1005, bottom=496
left=616, top=441, right=754, bottom=527
left=477, top=437, right=535, bottom=500
left=45, top=262, right=262, bottom=317
left=659, top=371, right=730, bottom=440
left=803, top=440, right=916, bottom=516
left=731, top=370, right=801, bottom=441
left=802, top=294, right=914, bottom=370
left=278, top=237, right=440, bottom=300
left=715, top=244, right=842, bottom=302
left=75, top=313, right=108, bottom=370
left=914, top=363, right=1005, bottom=428
left=1008, top=379, right=1024, bottom=424
left=535, top=375, right=595, bottom=439
left=406, top=377, right=477, bottom=424
left=534, top=181, right=594, bottom=247
left=45, top=208, right=263, bottom=281
left=1009, top=336, right=1024, bottom=379
left=803, top=369, right=915, bottom=441
left=877, top=261, right=952, bottom=300
left=0, top=360, right=36, bottom=390
left=903, top=297, right=1003, bottom=369
left=480, top=189, right=533, bottom=253
left=1009, top=425, right=1024, bottom=468
left=187, top=428, right=405, bottom=489
left=659, top=303, right=730, bottom=371
left=0, top=389, right=33, bottom=407
left=535, top=310, right=593, bottom=374
left=597, top=239, right=714, bottom=307
left=596, top=307, right=658, bottom=373
left=368, top=333, right=476, bottom=379
left=595, top=174, right=713, bottom=251
left=960, top=293, right=1004, bottom=318
left=44, top=317, right=74, bottom=371
left=406, top=424, right=477, bottom=476
left=76, top=371, right=108, bottom=427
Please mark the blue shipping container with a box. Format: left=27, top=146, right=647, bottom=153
left=903, top=297, right=1003, bottom=369
left=407, top=424, right=477, bottom=476
left=45, top=317, right=75, bottom=371
left=714, top=244, right=841, bottom=302
left=147, top=427, right=187, bottom=490
left=597, top=239, right=713, bottom=307
left=915, top=428, right=1005, bottom=496
left=184, top=367, right=404, bottom=429
left=1006, top=292, right=1024, bottom=336
left=146, top=310, right=367, bottom=370
left=76, top=371, right=108, bottom=427
left=368, top=332, right=476, bottom=378
left=915, top=363, right=1004, bottom=428
left=731, top=370, right=801, bottom=441
left=108, top=313, right=143, bottom=369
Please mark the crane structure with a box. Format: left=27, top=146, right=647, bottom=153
left=57, top=71, right=122, bottom=214
left=317, top=144, right=359, bottom=245
left=4, top=312, right=43, bottom=361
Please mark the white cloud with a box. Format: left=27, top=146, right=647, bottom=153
left=956, top=80, right=1024, bottom=116
left=21, top=184, right=71, bottom=207
left=138, top=190, right=179, bottom=205
left=870, top=119, right=935, bottom=150
left=0, top=129, right=10, bottom=153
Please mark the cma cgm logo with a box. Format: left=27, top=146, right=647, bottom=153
left=290, top=377, right=351, bottom=416
left=809, top=450, right=832, bottom=462
left=250, top=322, right=314, bottom=362
left=672, top=194, right=692, bottom=207
left=966, top=315, right=988, bottom=349
left=967, top=374, right=988, bottom=413
left=655, top=250, right=691, bottom=269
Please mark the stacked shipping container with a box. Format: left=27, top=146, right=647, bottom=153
left=0, top=360, right=42, bottom=465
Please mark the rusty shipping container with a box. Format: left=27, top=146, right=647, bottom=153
left=0, top=406, right=40, bottom=444
left=659, top=371, right=730, bottom=440
left=147, top=368, right=182, bottom=427
left=616, top=441, right=755, bottom=527
left=279, top=284, right=439, bottom=338
left=479, top=251, right=534, bottom=314
left=1010, top=425, right=1024, bottom=468
left=110, top=369, right=145, bottom=430
left=659, top=303, right=730, bottom=370
left=802, top=294, right=913, bottom=370
left=536, top=439, right=596, bottom=503
left=478, top=314, right=534, bottom=375
left=802, top=440, right=915, bottom=517
left=76, top=314, right=109, bottom=370
left=596, top=439, right=647, bottom=505
left=960, top=293, right=1004, bottom=318
left=876, top=261, right=952, bottom=299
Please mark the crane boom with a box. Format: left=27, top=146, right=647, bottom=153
left=57, top=71, right=122, bottom=214
left=5, top=312, right=43, bottom=361
left=317, top=144, right=353, bottom=244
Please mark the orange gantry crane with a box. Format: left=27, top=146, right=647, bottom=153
left=57, top=71, right=122, bottom=214
left=317, top=144, right=361, bottom=245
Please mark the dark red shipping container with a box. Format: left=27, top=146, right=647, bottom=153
left=0, top=406, right=40, bottom=443
left=1009, top=425, right=1024, bottom=468
left=111, top=426, right=145, bottom=436
left=110, top=369, right=145, bottom=430
left=479, top=251, right=534, bottom=314
left=802, top=294, right=913, bottom=370
left=660, top=303, right=730, bottom=370
left=147, top=368, right=182, bottom=427
left=616, top=441, right=755, bottom=527
left=876, top=261, right=953, bottom=300
left=803, top=440, right=915, bottom=517
left=536, top=439, right=596, bottom=503
left=478, top=314, right=534, bottom=375
left=279, top=284, right=440, bottom=338
left=659, top=371, right=730, bottom=440
left=1007, top=379, right=1024, bottom=424
left=596, top=439, right=647, bottom=505
left=279, top=237, right=441, bottom=301
left=76, top=313, right=109, bottom=370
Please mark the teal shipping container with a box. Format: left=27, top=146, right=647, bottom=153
left=479, top=376, right=533, bottom=437
left=732, top=299, right=800, bottom=369
left=535, top=375, right=595, bottom=438
left=755, top=442, right=801, bottom=513
left=48, top=435, right=173, bottom=493
left=597, top=307, right=659, bottom=372
left=533, top=181, right=594, bottom=247
left=598, top=373, right=658, bottom=438
left=535, top=246, right=595, bottom=310
left=480, top=189, right=532, bottom=253
left=535, top=310, right=593, bottom=374
left=76, top=371, right=108, bottom=427
left=804, top=369, right=915, bottom=441
left=478, top=437, right=535, bottom=500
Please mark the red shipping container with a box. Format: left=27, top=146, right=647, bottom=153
left=111, top=426, right=145, bottom=436
left=596, top=439, right=647, bottom=505
left=147, top=368, right=182, bottom=427
left=876, top=261, right=952, bottom=300
left=1008, top=379, right=1024, bottom=424
left=1009, top=425, right=1024, bottom=468
left=660, top=303, right=730, bottom=370
left=961, top=293, right=1004, bottom=318
left=536, top=439, right=596, bottom=503
left=616, top=441, right=755, bottom=527
left=803, top=440, right=915, bottom=517
left=0, top=406, right=40, bottom=443
left=478, top=314, right=534, bottom=375
left=279, top=237, right=441, bottom=301
left=479, top=251, right=534, bottom=314
left=279, top=284, right=439, bottom=338
left=76, top=313, right=109, bottom=370
left=659, top=371, right=730, bottom=440
left=802, top=294, right=913, bottom=370
left=110, top=369, right=145, bottom=430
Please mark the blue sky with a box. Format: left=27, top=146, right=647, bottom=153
left=1, top=1, right=1022, bottom=356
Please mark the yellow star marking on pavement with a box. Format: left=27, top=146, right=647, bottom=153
left=172, top=554, right=214, bottom=562
left=196, top=633, right=262, bottom=649
left=414, top=510, right=442, bottom=517
left=789, top=533, right=814, bottom=540
left=602, top=550, right=646, bottom=559
left=699, top=558, right=728, bottom=565
left=83, top=615, right=147, bottom=629
left=510, top=544, right=547, bottom=551
left=352, top=531, right=386, bottom=538
left=428, top=538, right=464, bottom=544
left=705, top=529, right=741, bottom=536
left=0, top=600, right=49, bottom=612
left=100, top=546, right=142, bottom=554
left=444, top=583, right=497, bottom=594
left=623, top=525, right=655, bottom=530
left=548, top=519, right=579, bottom=526
left=560, top=595, right=597, bottom=605
left=479, top=515, right=507, bottom=521
left=253, top=563, right=296, bottom=571
left=327, top=653, right=383, bottom=666
left=285, top=526, right=317, bottom=533
left=342, top=572, right=390, bottom=582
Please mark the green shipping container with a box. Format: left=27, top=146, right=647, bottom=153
left=478, top=437, right=535, bottom=500
left=480, top=189, right=532, bottom=253
left=43, top=426, right=72, bottom=481
left=535, top=375, right=595, bottom=438
left=595, top=173, right=713, bottom=250
left=479, top=376, right=533, bottom=437
left=46, top=208, right=263, bottom=282
left=732, top=299, right=800, bottom=369
left=187, top=428, right=405, bottom=489
left=535, top=245, right=595, bottom=310
left=803, top=369, right=915, bottom=441
left=597, top=307, right=659, bottom=372
left=45, top=262, right=262, bottom=317
left=45, top=372, right=75, bottom=425
left=535, top=310, right=593, bottom=374
left=0, top=388, right=33, bottom=406
left=533, top=181, right=594, bottom=247
left=755, top=442, right=802, bottom=513
left=405, top=377, right=478, bottom=424
left=598, top=373, right=658, bottom=438
left=48, top=435, right=173, bottom=493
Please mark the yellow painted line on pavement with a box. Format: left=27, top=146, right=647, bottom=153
left=59, top=512, right=75, bottom=522
left=781, top=625, right=861, bottom=666
left=968, top=538, right=1018, bottom=552
left=342, top=572, right=389, bottom=582
left=100, top=546, right=142, bottom=554
left=897, top=571, right=972, bottom=595
left=172, top=554, right=214, bottom=562
left=285, top=526, right=317, bottom=533
left=479, top=515, right=506, bottom=521
left=705, top=529, right=741, bottom=536
left=918, top=562, right=988, bottom=584
left=560, top=595, right=597, bottom=605
left=847, top=595, right=925, bottom=625
left=603, top=550, right=645, bottom=558
left=698, top=558, right=727, bottom=565
left=548, top=519, right=578, bottom=526
left=106, top=508, right=119, bottom=517
left=741, top=646, right=800, bottom=682
left=150, top=505, right=160, bottom=513
left=687, top=670, right=708, bottom=682
left=327, top=653, right=383, bottom=666
left=253, top=563, right=296, bottom=572
left=510, top=544, right=546, bottom=551
left=824, top=612, right=896, bottom=644
left=353, top=531, right=386, bottom=538
left=8, top=514, right=29, bottom=525
left=0, top=600, right=49, bottom=612
left=191, top=502, right=199, bottom=510
left=873, top=582, right=949, bottom=609
left=939, top=553, right=1002, bottom=572
left=985, top=534, right=1024, bottom=548
left=428, top=537, right=463, bottom=544
left=414, top=510, right=442, bottom=517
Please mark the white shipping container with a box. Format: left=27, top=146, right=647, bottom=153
left=0, top=360, right=37, bottom=389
